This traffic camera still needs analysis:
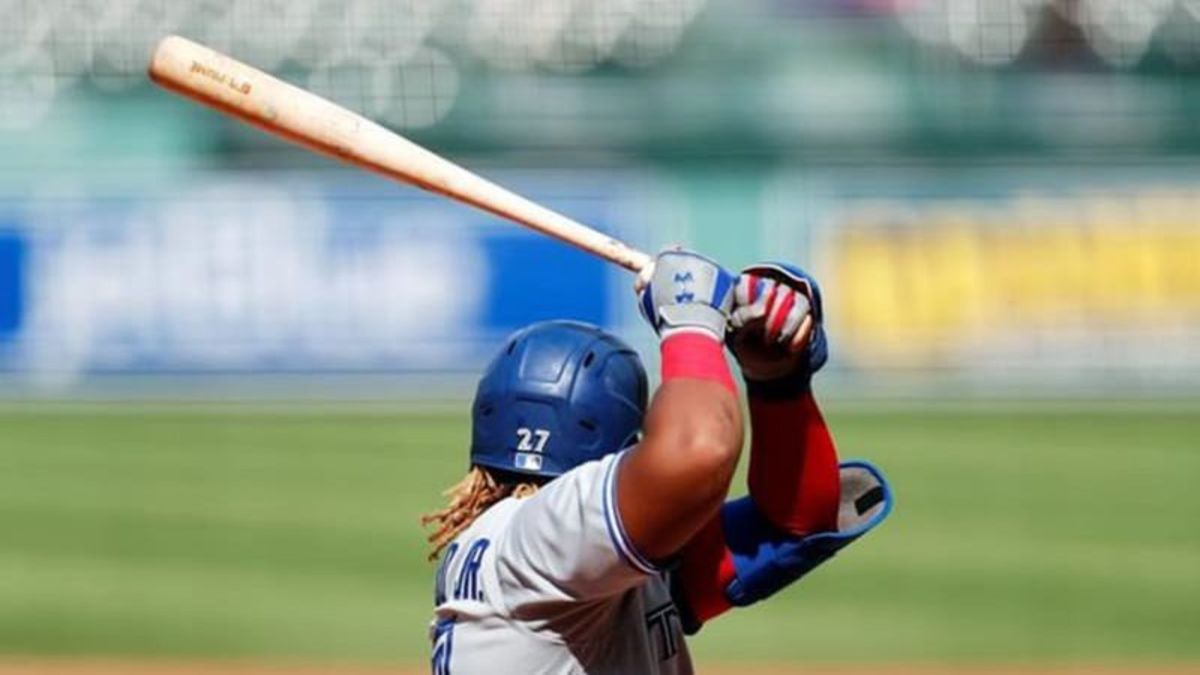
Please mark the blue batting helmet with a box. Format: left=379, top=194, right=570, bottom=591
left=470, top=320, right=648, bottom=479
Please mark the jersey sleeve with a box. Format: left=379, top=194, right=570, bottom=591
left=495, top=450, right=661, bottom=608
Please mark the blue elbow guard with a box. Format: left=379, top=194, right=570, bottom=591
left=721, top=460, right=894, bottom=607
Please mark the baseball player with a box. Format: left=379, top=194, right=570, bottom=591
left=423, top=249, right=892, bottom=675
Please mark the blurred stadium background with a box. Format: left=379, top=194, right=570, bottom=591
left=1, top=0, right=1199, bottom=672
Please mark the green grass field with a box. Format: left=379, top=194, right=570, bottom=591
left=1, top=401, right=1198, bottom=666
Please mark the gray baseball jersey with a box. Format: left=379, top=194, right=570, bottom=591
left=430, top=451, right=692, bottom=675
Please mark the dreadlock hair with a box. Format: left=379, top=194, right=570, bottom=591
left=422, top=466, right=542, bottom=562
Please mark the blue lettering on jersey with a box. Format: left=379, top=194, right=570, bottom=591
left=431, top=617, right=455, bottom=675
left=434, top=542, right=460, bottom=606
left=645, top=601, right=682, bottom=661
left=453, top=538, right=490, bottom=602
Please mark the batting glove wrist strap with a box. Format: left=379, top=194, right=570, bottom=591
left=657, top=306, right=728, bottom=341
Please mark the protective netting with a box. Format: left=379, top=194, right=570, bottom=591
left=2, top=1, right=1199, bottom=131
left=0, top=0, right=708, bottom=130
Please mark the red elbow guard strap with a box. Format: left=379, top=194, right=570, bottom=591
left=661, top=332, right=736, bottom=393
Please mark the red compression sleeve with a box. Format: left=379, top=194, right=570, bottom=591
left=677, top=515, right=736, bottom=624
left=661, top=332, right=736, bottom=393
left=748, top=391, right=840, bottom=535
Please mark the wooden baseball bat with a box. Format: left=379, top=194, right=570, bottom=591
left=147, top=35, right=653, bottom=275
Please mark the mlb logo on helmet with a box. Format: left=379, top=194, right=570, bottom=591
left=514, top=453, right=544, bottom=471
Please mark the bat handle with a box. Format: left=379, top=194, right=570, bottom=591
left=632, top=260, right=655, bottom=293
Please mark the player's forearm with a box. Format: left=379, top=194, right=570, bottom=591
left=654, top=331, right=743, bottom=493
left=618, top=334, right=744, bottom=561
left=746, top=389, right=840, bottom=535
left=650, top=332, right=743, bottom=498
left=645, top=378, right=743, bottom=499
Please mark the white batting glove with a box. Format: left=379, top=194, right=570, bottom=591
left=637, top=249, right=736, bottom=341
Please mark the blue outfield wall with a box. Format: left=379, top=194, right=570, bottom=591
left=4, top=164, right=1198, bottom=396
left=0, top=172, right=656, bottom=385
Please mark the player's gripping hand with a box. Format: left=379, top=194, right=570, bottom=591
left=638, top=249, right=736, bottom=341
left=728, top=262, right=828, bottom=388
